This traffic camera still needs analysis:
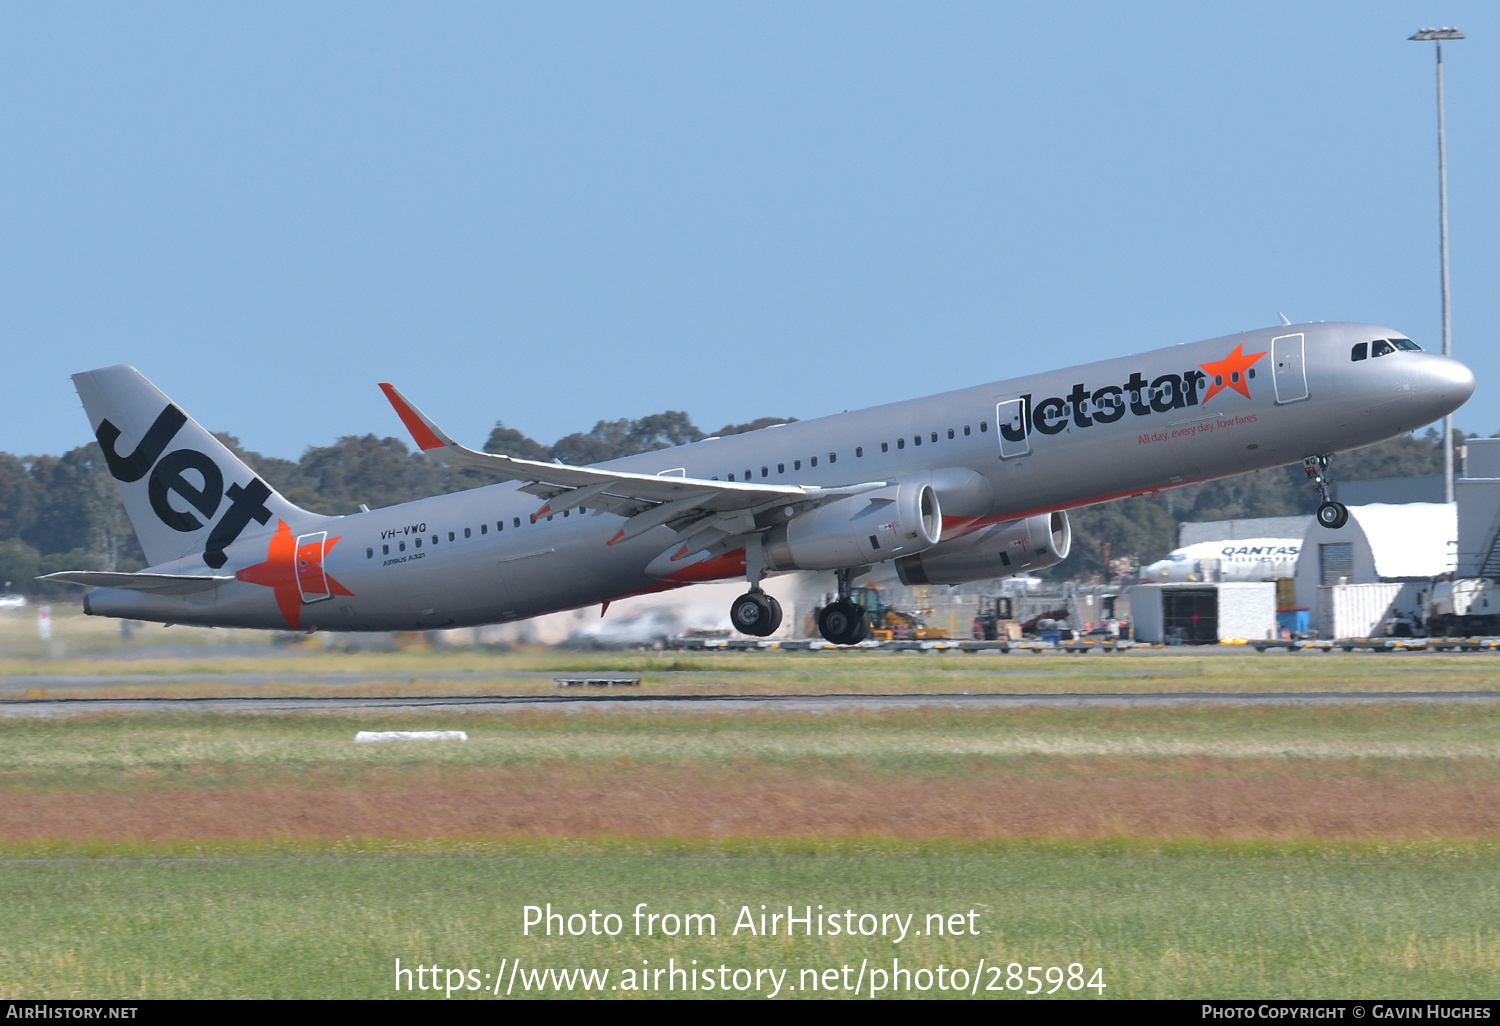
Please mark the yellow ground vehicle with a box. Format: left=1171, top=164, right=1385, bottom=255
left=851, top=585, right=949, bottom=641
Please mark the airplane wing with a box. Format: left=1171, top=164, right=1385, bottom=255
left=378, top=383, right=886, bottom=547
left=39, top=571, right=236, bottom=594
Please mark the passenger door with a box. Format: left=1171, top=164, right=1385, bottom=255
left=1271, top=333, right=1309, bottom=404
left=996, top=398, right=1030, bottom=459
left=295, top=531, right=332, bottom=604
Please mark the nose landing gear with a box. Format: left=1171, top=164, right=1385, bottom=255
left=1305, top=455, right=1349, bottom=529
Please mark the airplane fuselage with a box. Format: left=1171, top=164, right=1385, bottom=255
left=84, top=321, right=1474, bottom=631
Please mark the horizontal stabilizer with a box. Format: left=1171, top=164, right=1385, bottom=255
left=39, top=571, right=236, bottom=594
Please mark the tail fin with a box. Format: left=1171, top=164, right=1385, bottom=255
left=72, top=365, right=312, bottom=569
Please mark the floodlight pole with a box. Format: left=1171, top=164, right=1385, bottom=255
left=1411, top=27, right=1462, bottom=503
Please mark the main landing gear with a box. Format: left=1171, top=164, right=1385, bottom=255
left=729, top=589, right=783, bottom=638
left=730, top=538, right=783, bottom=638
left=1306, top=455, right=1349, bottom=529
left=816, top=568, right=870, bottom=646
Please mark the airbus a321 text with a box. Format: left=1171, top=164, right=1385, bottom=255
left=46, top=323, right=1474, bottom=644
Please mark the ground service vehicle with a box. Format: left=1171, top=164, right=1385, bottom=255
left=851, top=585, right=948, bottom=641
left=972, top=595, right=1022, bottom=641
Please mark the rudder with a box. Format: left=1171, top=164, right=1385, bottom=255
left=73, top=365, right=313, bottom=569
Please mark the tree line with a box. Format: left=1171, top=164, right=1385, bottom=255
left=0, top=409, right=1462, bottom=596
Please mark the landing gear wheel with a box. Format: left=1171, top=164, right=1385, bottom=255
left=763, top=595, right=783, bottom=636
left=1316, top=501, right=1349, bottom=530
left=730, top=592, right=778, bottom=637
left=818, top=600, right=867, bottom=645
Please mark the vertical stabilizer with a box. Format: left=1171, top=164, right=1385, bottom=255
left=72, top=366, right=314, bottom=569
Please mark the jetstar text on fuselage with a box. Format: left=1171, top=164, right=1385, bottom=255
left=1002, top=344, right=1266, bottom=442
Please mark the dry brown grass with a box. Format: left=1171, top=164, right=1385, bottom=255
left=8, top=760, right=1500, bottom=842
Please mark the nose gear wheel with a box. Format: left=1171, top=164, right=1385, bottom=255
left=1305, top=455, right=1348, bottom=530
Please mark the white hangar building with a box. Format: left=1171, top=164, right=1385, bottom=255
left=1292, top=502, right=1456, bottom=638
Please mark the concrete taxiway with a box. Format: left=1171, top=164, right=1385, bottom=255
left=4, top=690, right=1500, bottom=717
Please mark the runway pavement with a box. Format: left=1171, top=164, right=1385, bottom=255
left=5, top=690, right=1500, bottom=717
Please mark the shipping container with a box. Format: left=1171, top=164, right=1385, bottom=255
left=1315, top=582, right=1427, bottom=639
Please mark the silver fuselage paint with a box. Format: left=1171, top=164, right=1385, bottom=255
left=87, top=322, right=1474, bottom=631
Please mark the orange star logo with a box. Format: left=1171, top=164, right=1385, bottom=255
left=1198, top=343, right=1266, bottom=402
left=235, top=520, right=352, bottom=630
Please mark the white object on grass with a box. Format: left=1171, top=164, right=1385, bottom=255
left=355, top=730, right=468, bottom=743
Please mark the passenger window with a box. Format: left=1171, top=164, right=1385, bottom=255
left=514, top=517, right=521, bottom=528
left=415, top=537, right=422, bottom=548
left=881, top=442, right=889, bottom=453
left=794, top=460, right=801, bottom=470
left=914, top=435, right=921, bottom=446
left=382, top=544, right=389, bottom=555
left=947, top=428, right=954, bottom=439
left=464, top=527, right=471, bottom=538
left=777, top=463, right=785, bottom=473
left=432, top=534, right=439, bottom=544
left=366, top=547, right=373, bottom=559
left=829, top=452, right=836, bottom=463
left=563, top=509, right=569, bottom=517
left=448, top=531, right=455, bottom=542
left=897, top=438, right=905, bottom=449
left=399, top=541, right=406, bottom=552
left=964, top=425, right=971, bottom=436
left=547, top=515, right=553, bottom=522
left=810, top=456, right=818, bottom=467
left=979, top=421, right=988, bottom=432
left=931, top=432, right=938, bottom=443
left=728, top=473, right=735, bottom=481
left=855, top=447, right=863, bottom=458
left=745, top=470, right=752, bottom=480
left=1372, top=339, right=1395, bottom=357
left=761, top=467, right=768, bottom=477
left=481, top=524, right=487, bottom=534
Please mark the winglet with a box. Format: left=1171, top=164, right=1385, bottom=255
left=378, top=383, right=453, bottom=452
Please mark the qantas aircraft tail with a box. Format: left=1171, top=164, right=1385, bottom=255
left=71, top=365, right=316, bottom=570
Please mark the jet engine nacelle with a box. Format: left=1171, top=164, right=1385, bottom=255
left=763, top=481, right=941, bottom=572
left=894, top=511, right=1070, bottom=586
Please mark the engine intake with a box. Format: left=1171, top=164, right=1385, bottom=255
left=895, top=510, right=1070, bottom=586
left=764, top=482, right=941, bottom=572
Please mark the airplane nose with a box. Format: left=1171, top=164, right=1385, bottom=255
left=1417, top=354, right=1476, bottom=422
left=1432, top=355, right=1476, bottom=404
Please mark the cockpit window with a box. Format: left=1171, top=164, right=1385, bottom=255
left=1351, top=342, right=1367, bottom=362
left=1391, top=337, right=1422, bottom=351
left=1169, top=553, right=1186, bottom=562
left=1371, top=339, right=1395, bottom=358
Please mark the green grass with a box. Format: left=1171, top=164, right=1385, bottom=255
left=1, top=840, right=1497, bottom=999
left=3, top=705, right=1499, bottom=789
left=8, top=644, right=1500, bottom=699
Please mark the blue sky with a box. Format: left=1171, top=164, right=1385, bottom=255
left=3, top=2, right=1496, bottom=459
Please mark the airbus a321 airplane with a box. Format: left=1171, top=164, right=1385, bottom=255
left=45, top=322, right=1473, bottom=644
